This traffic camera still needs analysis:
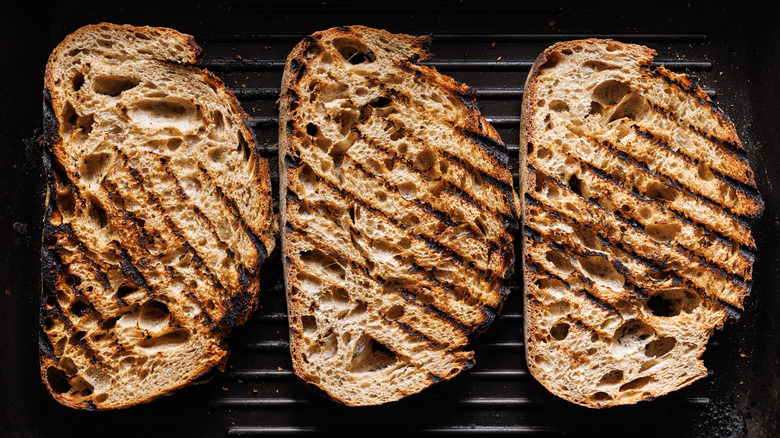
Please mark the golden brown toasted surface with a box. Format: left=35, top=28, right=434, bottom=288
left=279, top=25, right=519, bottom=406
left=520, top=38, right=762, bottom=408
left=40, top=23, right=275, bottom=410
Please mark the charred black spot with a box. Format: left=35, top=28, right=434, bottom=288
left=458, top=127, right=509, bottom=166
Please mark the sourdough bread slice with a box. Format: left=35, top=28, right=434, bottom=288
left=279, top=25, right=519, bottom=406
left=520, top=39, right=762, bottom=408
left=40, top=23, right=275, bottom=410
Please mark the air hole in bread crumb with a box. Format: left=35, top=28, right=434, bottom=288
left=545, top=250, right=573, bottom=274
left=115, top=284, right=140, bottom=302
left=414, top=148, right=437, bottom=173
left=549, top=99, right=569, bottom=112
left=385, top=305, right=404, bottom=320
left=322, top=286, right=351, bottom=308
left=550, top=322, right=569, bottom=340
left=606, top=93, right=649, bottom=124
left=69, top=299, right=91, bottom=318
left=645, top=221, right=681, bottom=242
left=577, top=255, right=624, bottom=290
left=645, top=289, right=700, bottom=317
left=697, top=162, right=715, bottom=181
left=397, top=181, right=418, bottom=200
left=613, top=320, right=655, bottom=352
left=301, top=315, right=317, bottom=333
left=619, top=376, right=653, bottom=392
left=72, top=71, right=85, bottom=92
left=598, top=369, right=624, bottom=386
left=138, top=300, right=171, bottom=332
left=574, top=227, right=602, bottom=251
left=300, top=249, right=346, bottom=280
left=93, top=75, right=140, bottom=97
left=536, top=146, right=550, bottom=159
left=644, top=336, right=677, bottom=357
left=592, top=80, right=630, bottom=108
left=567, top=173, right=588, bottom=198
left=539, top=51, right=563, bottom=70
left=645, top=181, right=678, bottom=202
left=80, top=152, right=112, bottom=182
left=583, top=60, right=620, bottom=72
left=137, top=329, right=189, bottom=352
left=46, top=366, right=72, bottom=394
left=348, top=334, right=400, bottom=373
left=333, top=38, right=376, bottom=65
left=590, top=391, right=612, bottom=402
left=86, top=195, right=109, bottom=229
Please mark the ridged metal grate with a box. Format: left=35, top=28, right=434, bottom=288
left=147, top=27, right=724, bottom=436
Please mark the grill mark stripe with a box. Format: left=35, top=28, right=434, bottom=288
left=605, top=123, right=762, bottom=215
left=197, top=164, right=269, bottom=273
left=286, top=224, right=471, bottom=340
left=290, top=160, right=507, bottom=307
left=41, top=299, right=106, bottom=366
left=353, top=124, right=513, bottom=244
left=43, top=224, right=168, bottom=359
left=632, top=125, right=759, bottom=197
left=110, top=148, right=228, bottom=323
left=356, top=118, right=518, bottom=228
left=375, top=83, right=512, bottom=183
left=526, top=255, right=622, bottom=316
left=531, top=138, right=754, bottom=247
left=587, top=135, right=758, bottom=219
left=155, top=157, right=242, bottom=292
left=285, top=190, right=485, bottom=330
left=346, top=159, right=506, bottom=273
left=524, top=208, right=744, bottom=310
left=642, top=65, right=748, bottom=154
left=636, top=90, right=756, bottom=193
left=41, top=232, right=113, bottom=366
left=114, top=152, right=227, bottom=296
left=359, top=67, right=511, bottom=184
left=528, top=166, right=753, bottom=279
left=525, top=194, right=749, bottom=307
left=524, top=226, right=649, bottom=300
left=525, top=226, right=653, bottom=299
left=393, top=60, right=512, bottom=166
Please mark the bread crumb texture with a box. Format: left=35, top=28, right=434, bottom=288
left=521, top=39, right=762, bottom=408
left=279, top=26, right=519, bottom=406
left=40, top=23, right=274, bottom=410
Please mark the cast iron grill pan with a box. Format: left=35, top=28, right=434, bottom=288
left=3, top=2, right=778, bottom=437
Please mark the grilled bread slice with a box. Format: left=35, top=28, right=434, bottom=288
left=40, top=23, right=275, bottom=410
left=520, top=39, right=763, bottom=408
left=279, top=26, right=519, bottom=406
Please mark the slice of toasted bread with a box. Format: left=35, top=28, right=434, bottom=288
left=278, top=25, right=519, bottom=406
left=40, top=23, right=275, bottom=410
left=520, top=39, right=763, bottom=408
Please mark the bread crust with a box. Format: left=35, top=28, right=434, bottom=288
left=40, top=23, right=274, bottom=410
left=520, top=39, right=761, bottom=408
left=279, top=26, right=516, bottom=406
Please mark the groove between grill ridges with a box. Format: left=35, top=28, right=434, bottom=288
left=196, top=32, right=707, bottom=43
left=222, top=369, right=530, bottom=380
left=244, top=312, right=525, bottom=325
left=230, top=86, right=716, bottom=99
left=199, top=58, right=712, bottom=72
left=231, top=340, right=526, bottom=352
left=246, top=115, right=522, bottom=128
left=203, top=396, right=711, bottom=409
left=226, top=425, right=562, bottom=436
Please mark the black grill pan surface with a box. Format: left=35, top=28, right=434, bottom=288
left=1, top=1, right=778, bottom=437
